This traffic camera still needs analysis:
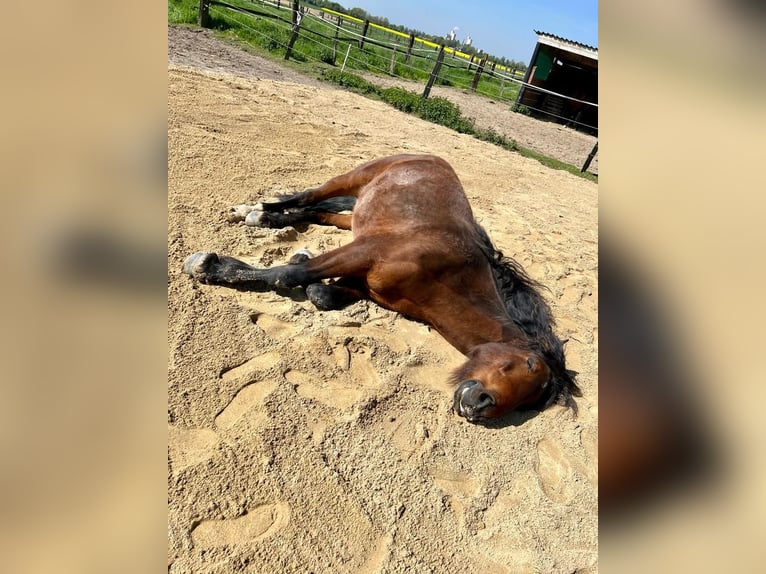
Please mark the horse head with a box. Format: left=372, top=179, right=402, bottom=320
left=451, top=342, right=553, bottom=422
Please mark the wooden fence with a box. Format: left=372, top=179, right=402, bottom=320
left=198, top=0, right=521, bottom=93
left=196, top=0, right=598, bottom=172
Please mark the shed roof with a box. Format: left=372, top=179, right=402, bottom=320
left=534, top=30, right=598, bottom=61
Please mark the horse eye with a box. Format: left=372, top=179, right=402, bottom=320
left=527, top=357, right=535, bottom=370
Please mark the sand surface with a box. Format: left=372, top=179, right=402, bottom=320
left=168, top=25, right=598, bottom=574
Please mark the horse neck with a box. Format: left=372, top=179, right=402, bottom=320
left=428, top=295, right=527, bottom=355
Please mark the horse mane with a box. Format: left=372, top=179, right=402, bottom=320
left=473, top=223, right=582, bottom=412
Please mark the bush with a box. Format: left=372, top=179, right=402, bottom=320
left=475, top=127, right=518, bottom=151
left=512, top=103, right=531, bottom=115
left=321, top=68, right=342, bottom=83
left=321, top=70, right=379, bottom=94
left=322, top=71, right=476, bottom=135
left=416, top=97, right=474, bottom=133
left=380, top=87, right=420, bottom=113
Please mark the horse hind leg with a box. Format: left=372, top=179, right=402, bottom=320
left=229, top=155, right=412, bottom=227
left=245, top=199, right=354, bottom=230
left=260, top=155, right=409, bottom=212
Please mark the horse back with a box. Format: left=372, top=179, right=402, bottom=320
left=352, top=155, right=474, bottom=236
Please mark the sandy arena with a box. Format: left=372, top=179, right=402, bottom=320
left=168, top=25, right=598, bottom=573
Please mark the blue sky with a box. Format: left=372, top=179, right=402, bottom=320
left=339, top=0, right=598, bottom=62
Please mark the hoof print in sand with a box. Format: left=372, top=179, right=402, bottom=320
left=287, top=369, right=363, bottom=411
left=220, top=351, right=282, bottom=382
left=191, top=503, right=290, bottom=549
left=168, top=426, right=220, bottom=475
left=535, top=438, right=577, bottom=503
left=254, top=313, right=302, bottom=339
left=215, top=379, right=278, bottom=430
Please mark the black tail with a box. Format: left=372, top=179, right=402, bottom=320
left=276, top=194, right=357, bottom=214
left=474, top=223, right=582, bottom=411
left=310, top=197, right=357, bottom=213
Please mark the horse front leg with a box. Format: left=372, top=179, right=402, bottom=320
left=183, top=237, right=380, bottom=294
left=182, top=252, right=308, bottom=289
left=306, top=278, right=368, bottom=310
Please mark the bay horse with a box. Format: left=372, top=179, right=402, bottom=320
left=183, top=154, right=580, bottom=422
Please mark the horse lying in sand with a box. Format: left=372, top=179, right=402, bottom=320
left=183, top=154, right=580, bottom=422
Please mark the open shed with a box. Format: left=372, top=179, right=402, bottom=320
left=515, top=31, right=598, bottom=135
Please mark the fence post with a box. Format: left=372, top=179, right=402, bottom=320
left=471, top=54, right=488, bottom=91
left=468, top=54, right=475, bottom=71
left=340, top=44, right=352, bottom=73
left=284, top=0, right=302, bottom=61
left=331, top=15, right=341, bottom=64
left=422, top=44, right=445, bottom=99
left=389, top=44, right=398, bottom=75
left=581, top=142, right=598, bottom=173
left=198, top=0, right=210, bottom=28
left=405, top=33, right=415, bottom=64
left=359, top=19, right=370, bottom=49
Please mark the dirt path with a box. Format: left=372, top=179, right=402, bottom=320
left=168, top=25, right=598, bottom=574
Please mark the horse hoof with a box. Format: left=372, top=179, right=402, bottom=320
left=288, top=249, right=314, bottom=265
left=183, top=252, right=218, bottom=281
left=247, top=210, right=291, bottom=229
left=306, top=284, right=333, bottom=310
left=245, top=209, right=266, bottom=227
left=227, top=204, right=260, bottom=223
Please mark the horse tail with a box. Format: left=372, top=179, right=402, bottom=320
left=276, top=194, right=357, bottom=214
left=310, top=197, right=357, bottom=213
left=474, top=223, right=582, bottom=411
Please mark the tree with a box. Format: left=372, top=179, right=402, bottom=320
left=348, top=7, right=367, bottom=20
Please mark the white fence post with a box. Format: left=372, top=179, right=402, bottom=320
left=340, top=44, right=352, bottom=73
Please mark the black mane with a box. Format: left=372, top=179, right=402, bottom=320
left=473, top=223, right=582, bottom=412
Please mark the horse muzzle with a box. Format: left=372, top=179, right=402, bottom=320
left=453, top=379, right=496, bottom=422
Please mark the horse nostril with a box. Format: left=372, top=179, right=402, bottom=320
left=476, top=392, right=495, bottom=408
